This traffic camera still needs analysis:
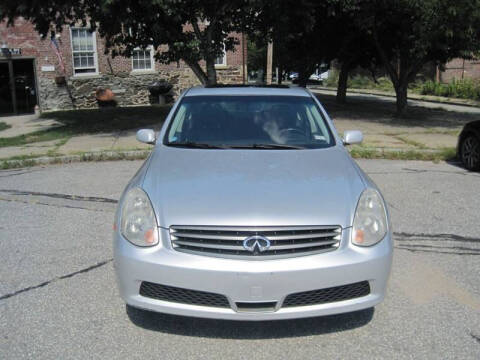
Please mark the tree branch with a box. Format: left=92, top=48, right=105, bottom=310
left=191, top=20, right=203, bottom=41
left=372, top=16, right=398, bottom=85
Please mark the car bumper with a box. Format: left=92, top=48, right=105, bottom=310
left=114, top=227, right=393, bottom=321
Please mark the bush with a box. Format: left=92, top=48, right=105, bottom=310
left=324, top=69, right=339, bottom=87
left=420, top=79, right=480, bottom=100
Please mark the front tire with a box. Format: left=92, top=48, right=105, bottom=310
left=460, top=135, right=480, bottom=171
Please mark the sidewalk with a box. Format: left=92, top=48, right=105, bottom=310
left=0, top=128, right=153, bottom=160
left=310, top=86, right=480, bottom=109
left=1, top=91, right=475, bottom=166
left=0, top=113, right=62, bottom=138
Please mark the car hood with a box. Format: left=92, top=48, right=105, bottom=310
left=142, top=146, right=366, bottom=229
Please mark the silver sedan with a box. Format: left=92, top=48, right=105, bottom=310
left=113, top=86, right=393, bottom=320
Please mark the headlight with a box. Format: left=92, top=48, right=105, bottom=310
left=352, top=188, right=387, bottom=246
left=120, top=187, right=159, bottom=247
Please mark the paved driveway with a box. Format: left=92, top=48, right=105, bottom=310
left=1, top=160, right=479, bottom=359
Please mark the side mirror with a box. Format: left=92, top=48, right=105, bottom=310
left=136, top=129, right=156, bottom=144
left=343, top=130, right=363, bottom=145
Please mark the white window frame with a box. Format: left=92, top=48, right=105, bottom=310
left=70, top=27, right=99, bottom=76
left=214, top=44, right=227, bottom=68
left=131, top=46, right=155, bottom=72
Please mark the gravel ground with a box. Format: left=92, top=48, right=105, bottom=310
left=1, top=159, right=479, bottom=359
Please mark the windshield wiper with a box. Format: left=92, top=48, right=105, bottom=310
left=230, top=143, right=305, bottom=150
left=167, top=142, right=229, bottom=149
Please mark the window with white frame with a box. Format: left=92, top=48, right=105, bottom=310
left=132, top=47, right=154, bottom=71
left=214, top=45, right=227, bottom=67
left=70, top=28, right=98, bottom=75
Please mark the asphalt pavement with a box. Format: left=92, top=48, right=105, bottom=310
left=1, top=159, right=479, bottom=359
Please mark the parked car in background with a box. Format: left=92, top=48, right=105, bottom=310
left=114, top=85, right=393, bottom=320
left=289, top=72, right=327, bottom=84
left=319, top=70, right=329, bottom=80
left=457, top=121, right=480, bottom=171
left=288, top=72, right=299, bottom=81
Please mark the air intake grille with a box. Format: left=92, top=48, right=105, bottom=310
left=283, top=281, right=370, bottom=307
left=139, top=282, right=230, bottom=308
left=170, top=225, right=342, bottom=259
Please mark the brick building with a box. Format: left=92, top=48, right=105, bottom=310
left=0, top=18, right=247, bottom=115
left=441, top=58, right=480, bottom=83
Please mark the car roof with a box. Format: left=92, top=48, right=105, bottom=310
left=184, top=85, right=311, bottom=97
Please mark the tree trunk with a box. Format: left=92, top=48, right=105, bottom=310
left=277, top=63, right=283, bottom=85
left=297, top=72, right=309, bottom=87
left=184, top=59, right=208, bottom=85
left=336, top=62, right=350, bottom=104
left=205, top=58, right=217, bottom=86
left=394, top=82, right=408, bottom=116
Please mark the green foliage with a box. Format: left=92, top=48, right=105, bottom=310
left=420, top=79, right=480, bottom=100
left=246, top=39, right=266, bottom=73
left=358, top=0, right=480, bottom=114
left=325, top=73, right=394, bottom=92
left=0, top=0, right=254, bottom=85
left=324, top=70, right=339, bottom=87
left=348, top=76, right=393, bottom=92
left=349, top=147, right=456, bottom=162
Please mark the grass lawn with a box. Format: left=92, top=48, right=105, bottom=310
left=0, top=122, right=12, bottom=132
left=0, top=105, right=171, bottom=148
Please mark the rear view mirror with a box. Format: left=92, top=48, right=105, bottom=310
left=136, top=129, right=156, bottom=144
left=343, top=130, right=363, bottom=145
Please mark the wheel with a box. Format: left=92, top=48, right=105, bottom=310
left=460, top=135, right=480, bottom=171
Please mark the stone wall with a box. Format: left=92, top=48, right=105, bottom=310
left=38, top=65, right=244, bottom=111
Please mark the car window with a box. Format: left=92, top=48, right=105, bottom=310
left=165, top=95, right=335, bottom=149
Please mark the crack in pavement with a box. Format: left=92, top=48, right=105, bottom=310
left=394, top=232, right=480, bottom=256
left=0, top=259, right=113, bottom=301
left=471, top=332, right=480, bottom=344
left=394, top=232, right=480, bottom=243
left=395, top=246, right=480, bottom=256
left=0, top=189, right=118, bottom=204
left=0, top=169, right=39, bottom=178
left=395, top=243, right=480, bottom=253
left=0, top=196, right=113, bottom=213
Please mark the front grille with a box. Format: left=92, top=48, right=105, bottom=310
left=139, top=281, right=230, bottom=308
left=236, top=301, right=277, bottom=312
left=170, top=225, right=342, bottom=259
left=282, top=281, right=370, bottom=307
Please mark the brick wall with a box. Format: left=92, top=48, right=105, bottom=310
left=1, top=18, right=247, bottom=110
left=441, top=58, right=480, bottom=82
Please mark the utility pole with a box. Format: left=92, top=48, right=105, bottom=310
left=7, top=58, right=17, bottom=114
left=266, top=41, right=273, bottom=85
left=242, top=33, right=246, bottom=84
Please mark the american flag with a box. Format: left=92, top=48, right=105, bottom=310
left=50, top=34, right=65, bottom=74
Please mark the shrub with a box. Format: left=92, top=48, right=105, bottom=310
left=420, top=79, right=480, bottom=100
left=345, top=75, right=393, bottom=92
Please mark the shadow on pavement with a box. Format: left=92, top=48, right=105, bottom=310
left=315, top=92, right=478, bottom=129
left=126, top=305, right=374, bottom=339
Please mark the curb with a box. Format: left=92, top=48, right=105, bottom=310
left=1, top=147, right=457, bottom=170
left=1, top=150, right=151, bottom=169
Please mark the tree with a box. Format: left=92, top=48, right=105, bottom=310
left=246, top=0, right=320, bottom=87
left=0, top=0, right=253, bottom=85
left=359, top=0, right=480, bottom=115
left=328, top=9, right=381, bottom=104
left=246, top=38, right=267, bottom=81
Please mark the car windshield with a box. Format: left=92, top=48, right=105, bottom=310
left=164, top=95, right=335, bottom=149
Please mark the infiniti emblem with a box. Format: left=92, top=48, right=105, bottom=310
left=243, top=235, right=271, bottom=253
